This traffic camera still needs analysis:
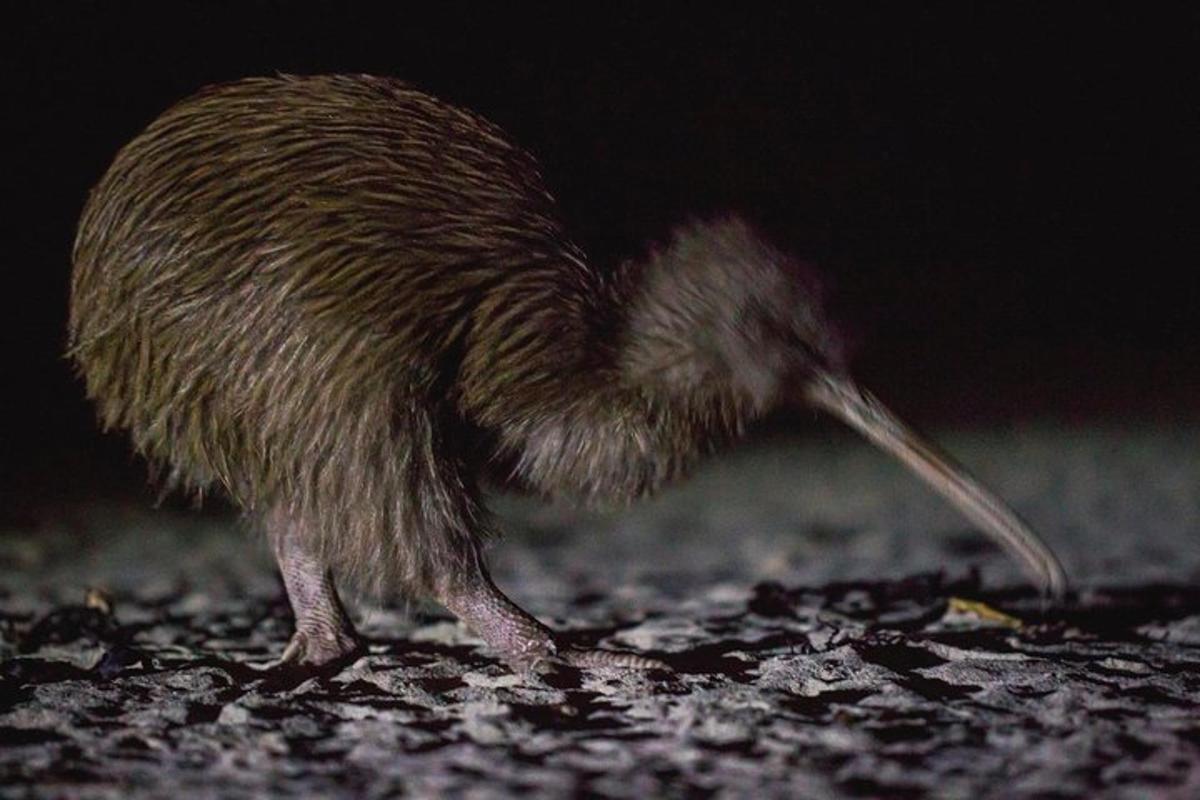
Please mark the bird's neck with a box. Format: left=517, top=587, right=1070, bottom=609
left=487, top=259, right=761, bottom=504
left=458, top=236, right=767, bottom=504
left=500, top=373, right=753, bottom=505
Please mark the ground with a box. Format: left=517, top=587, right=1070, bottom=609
left=2, top=424, right=1198, bottom=798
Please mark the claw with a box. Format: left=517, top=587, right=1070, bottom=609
left=278, top=632, right=306, bottom=665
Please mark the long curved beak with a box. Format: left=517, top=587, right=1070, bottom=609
left=805, top=373, right=1068, bottom=600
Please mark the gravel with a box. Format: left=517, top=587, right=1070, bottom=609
left=2, top=424, right=1198, bottom=798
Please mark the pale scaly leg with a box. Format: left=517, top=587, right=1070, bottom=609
left=436, top=548, right=667, bottom=673
left=269, top=508, right=361, bottom=666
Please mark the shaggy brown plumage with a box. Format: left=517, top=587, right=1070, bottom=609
left=69, top=74, right=1066, bottom=615
left=69, top=75, right=801, bottom=594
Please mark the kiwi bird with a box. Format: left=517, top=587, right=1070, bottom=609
left=68, top=74, right=1067, bottom=671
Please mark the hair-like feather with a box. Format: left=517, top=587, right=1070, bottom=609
left=69, top=75, right=814, bottom=595
left=71, top=73, right=1066, bottom=600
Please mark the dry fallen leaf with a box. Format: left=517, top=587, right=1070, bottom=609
left=948, top=597, right=1023, bottom=629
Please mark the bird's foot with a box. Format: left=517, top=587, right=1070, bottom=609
left=499, top=633, right=668, bottom=676
left=269, top=507, right=362, bottom=669
left=277, top=623, right=362, bottom=668
left=557, top=646, right=668, bottom=671
left=437, top=562, right=669, bottom=675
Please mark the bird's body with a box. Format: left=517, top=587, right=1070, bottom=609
left=70, top=74, right=1065, bottom=671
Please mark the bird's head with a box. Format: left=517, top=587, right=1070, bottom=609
left=618, top=216, right=845, bottom=414
left=618, top=216, right=1067, bottom=600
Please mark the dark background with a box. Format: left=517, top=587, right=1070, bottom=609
left=3, top=4, right=1196, bottom=509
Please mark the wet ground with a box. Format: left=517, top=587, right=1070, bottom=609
left=2, top=425, right=1198, bottom=798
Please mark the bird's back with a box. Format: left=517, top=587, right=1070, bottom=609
left=68, top=74, right=596, bottom=502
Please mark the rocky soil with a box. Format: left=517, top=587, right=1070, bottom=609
left=2, top=425, right=1198, bottom=798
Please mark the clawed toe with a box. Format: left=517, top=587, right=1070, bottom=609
left=559, top=646, right=670, bottom=671
left=501, top=641, right=669, bottom=675
left=438, top=559, right=669, bottom=676
left=276, top=626, right=362, bottom=668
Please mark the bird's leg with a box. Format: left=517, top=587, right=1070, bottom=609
left=436, top=547, right=667, bottom=673
left=268, top=507, right=362, bottom=667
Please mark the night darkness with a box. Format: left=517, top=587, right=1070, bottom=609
left=5, top=5, right=1197, bottom=508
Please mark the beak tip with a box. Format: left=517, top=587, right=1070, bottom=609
left=1037, top=561, right=1071, bottom=605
